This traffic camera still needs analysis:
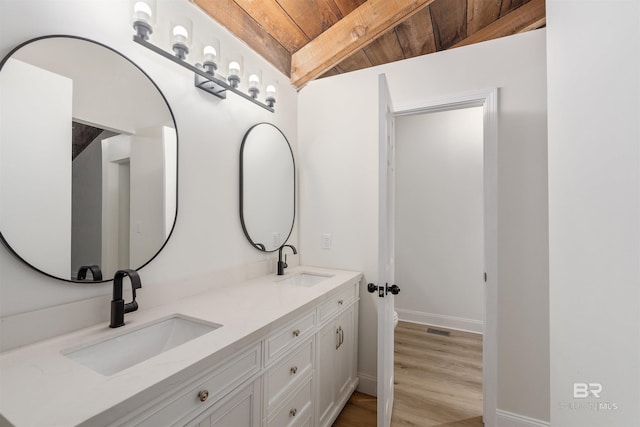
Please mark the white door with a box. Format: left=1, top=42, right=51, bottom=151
left=376, top=73, right=397, bottom=427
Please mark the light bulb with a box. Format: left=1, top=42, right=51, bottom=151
left=228, top=61, right=241, bottom=76
left=203, top=46, right=217, bottom=62
left=134, top=2, right=152, bottom=22
left=248, top=74, right=260, bottom=89
left=173, top=26, right=188, bottom=44
left=132, top=1, right=153, bottom=40
left=227, top=61, right=241, bottom=88
left=248, top=74, right=260, bottom=98
left=172, top=25, right=189, bottom=60
left=202, top=45, right=217, bottom=74
left=265, top=84, right=277, bottom=108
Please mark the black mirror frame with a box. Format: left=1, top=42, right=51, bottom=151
left=239, top=122, right=295, bottom=252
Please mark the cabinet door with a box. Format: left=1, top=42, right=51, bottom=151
left=316, top=321, right=337, bottom=427
left=187, top=378, right=261, bottom=427
left=335, top=305, right=355, bottom=405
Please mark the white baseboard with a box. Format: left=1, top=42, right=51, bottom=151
left=496, top=410, right=550, bottom=427
left=396, top=308, right=484, bottom=334
left=356, top=372, right=377, bottom=396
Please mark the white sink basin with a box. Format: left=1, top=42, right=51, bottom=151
left=64, top=315, right=221, bottom=376
left=278, top=272, right=334, bottom=287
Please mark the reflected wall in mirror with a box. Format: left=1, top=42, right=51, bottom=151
left=240, top=123, right=294, bottom=252
left=0, top=36, right=178, bottom=282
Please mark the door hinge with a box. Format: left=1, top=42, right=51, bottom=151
left=484, top=272, right=487, bottom=282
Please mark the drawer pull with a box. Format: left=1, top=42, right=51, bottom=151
left=290, top=366, right=298, bottom=375
left=338, top=299, right=344, bottom=305
left=292, top=329, right=300, bottom=337
left=198, top=390, right=209, bottom=402
left=290, top=408, right=297, bottom=417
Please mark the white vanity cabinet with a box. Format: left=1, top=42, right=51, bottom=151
left=187, top=377, right=262, bottom=427
left=264, top=311, right=316, bottom=427
left=0, top=269, right=362, bottom=427
left=119, top=343, right=263, bottom=427
left=316, top=287, right=358, bottom=427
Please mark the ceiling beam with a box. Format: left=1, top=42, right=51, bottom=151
left=452, top=0, right=545, bottom=49
left=190, top=0, right=292, bottom=77
left=291, top=0, right=436, bottom=89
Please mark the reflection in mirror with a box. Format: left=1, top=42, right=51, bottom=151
left=0, top=36, right=177, bottom=282
left=240, top=123, right=294, bottom=252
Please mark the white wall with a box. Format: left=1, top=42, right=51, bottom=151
left=395, top=107, right=484, bottom=331
left=0, top=0, right=298, bottom=347
left=0, top=58, right=72, bottom=279
left=13, top=36, right=174, bottom=134
left=299, top=29, right=549, bottom=421
left=547, top=1, right=640, bottom=426
left=130, top=135, right=165, bottom=269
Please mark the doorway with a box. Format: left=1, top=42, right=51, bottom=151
left=380, top=88, right=498, bottom=426
left=393, top=105, right=484, bottom=425
left=394, top=107, right=485, bottom=332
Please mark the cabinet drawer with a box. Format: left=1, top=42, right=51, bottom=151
left=265, top=311, right=315, bottom=366
left=266, top=339, right=313, bottom=409
left=185, top=377, right=261, bottom=427
left=267, top=379, right=312, bottom=427
left=318, top=282, right=357, bottom=324
left=135, top=343, right=262, bottom=427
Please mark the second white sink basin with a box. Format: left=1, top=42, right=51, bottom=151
left=278, top=272, right=334, bottom=287
left=64, top=315, right=221, bottom=376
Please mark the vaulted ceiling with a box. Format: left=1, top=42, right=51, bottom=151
left=191, top=0, right=545, bottom=89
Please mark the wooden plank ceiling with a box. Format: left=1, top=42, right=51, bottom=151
left=191, top=0, right=545, bottom=89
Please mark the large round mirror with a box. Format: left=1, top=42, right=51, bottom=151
left=240, top=123, right=294, bottom=252
left=0, top=36, right=178, bottom=282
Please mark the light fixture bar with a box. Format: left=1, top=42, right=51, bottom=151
left=133, top=35, right=274, bottom=112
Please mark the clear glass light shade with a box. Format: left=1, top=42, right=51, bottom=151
left=228, top=61, right=241, bottom=77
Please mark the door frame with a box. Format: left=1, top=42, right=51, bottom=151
left=393, top=88, right=498, bottom=426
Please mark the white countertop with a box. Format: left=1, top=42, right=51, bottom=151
left=0, top=266, right=362, bottom=427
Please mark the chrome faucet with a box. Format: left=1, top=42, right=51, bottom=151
left=277, top=244, right=297, bottom=275
left=110, top=269, right=142, bottom=328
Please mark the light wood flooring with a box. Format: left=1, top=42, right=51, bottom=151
left=333, top=321, right=483, bottom=427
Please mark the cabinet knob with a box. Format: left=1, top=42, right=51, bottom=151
left=290, top=366, right=298, bottom=375
left=198, top=390, right=209, bottom=402
left=338, top=299, right=344, bottom=305
left=290, top=408, right=297, bottom=417
left=292, top=329, right=300, bottom=337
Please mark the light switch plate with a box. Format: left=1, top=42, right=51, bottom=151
left=322, top=233, right=332, bottom=249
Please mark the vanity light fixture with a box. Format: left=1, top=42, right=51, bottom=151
left=130, top=1, right=275, bottom=112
